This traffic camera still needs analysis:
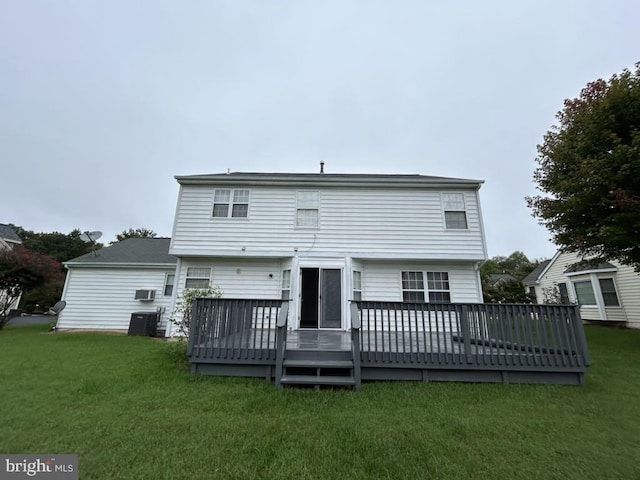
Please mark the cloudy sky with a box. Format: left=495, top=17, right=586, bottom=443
left=1, top=1, right=638, bottom=259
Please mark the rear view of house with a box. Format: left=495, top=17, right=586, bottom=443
left=169, top=172, right=590, bottom=387
left=167, top=172, right=489, bottom=334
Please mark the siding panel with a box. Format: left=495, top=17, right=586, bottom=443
left=57, top=268, right=175, bottom=331
left=171, top=186, right=485, bottom=259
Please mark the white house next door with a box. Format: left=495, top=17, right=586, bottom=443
left=300, top=268, right=342, bottom=328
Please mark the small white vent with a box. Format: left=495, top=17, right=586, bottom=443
left=134, top=289, right=155, bottom=301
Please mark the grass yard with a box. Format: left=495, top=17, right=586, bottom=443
left=1, top=324, right=639, bottom=480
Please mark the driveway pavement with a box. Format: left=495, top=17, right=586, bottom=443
left=6, top=314, right=55, bottom=326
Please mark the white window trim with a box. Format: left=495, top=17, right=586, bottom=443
left=441, top=192, right=469, bottom=231
left=401, top=271, right=452, bottom=303
left=211, top=189, right=251, bottom=219
left=184, top=267, right=212, bottom=289
left=352, top=270, right=363, bottom=301
left=163, top=272, right=175, bottom=297
left=295, top=190, right=320, bottom=229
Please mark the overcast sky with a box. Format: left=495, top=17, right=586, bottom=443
left=1, top=1, right=638, bottom=260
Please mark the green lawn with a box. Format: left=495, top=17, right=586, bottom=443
left=1, top=324, right=639, bottom=480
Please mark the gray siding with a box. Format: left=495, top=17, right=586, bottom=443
left=171, top=186, right=485, bottom=260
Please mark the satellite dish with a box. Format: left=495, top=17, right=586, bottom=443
left=80, top=231, right=102, bottom=243
left=80, top=230, right=102, bottom=257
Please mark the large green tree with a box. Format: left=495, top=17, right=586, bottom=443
left=111, top=228, right=157, bottom=245
left=527, top=63, right=640, bottom=270
left=8, top=226, right=99, bottom=312
left=0, top=246, right=63, bottom=328
left=480, top=251, right=540, bottom=304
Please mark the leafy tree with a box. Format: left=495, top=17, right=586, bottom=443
left=10, top=226, right=101, bottom=263
left=111, top=228, right=157, bottom=245
left=527, top=63, right=640, bottom=270
left=0, top=246, right=64, bottom=328
left=8, top=225, right=99, bottom=312
left=480, top=251, right=540, bottom=304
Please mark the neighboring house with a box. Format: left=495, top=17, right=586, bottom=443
left=521, top=259, right=551, bottom=300
left=486, top=273, right=516, bottom=287
left=166, top=172, right=488, bottom=335
left=56, top=238, right=177, bottom=332
left=524, top=251, right=640, bottom=329
left=0, top=223, right=22, bottom=251
left=0, top=223, right=23, bottom=313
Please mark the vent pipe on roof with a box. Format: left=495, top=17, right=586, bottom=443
left=320, top=161, right=325, bottom=174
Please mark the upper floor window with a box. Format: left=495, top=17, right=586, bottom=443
left=402, top=271, right=451, bottom=303
left=185, top=267, right=211, bottom=289
left=353, top=271, right=362, bottom=301
left=296, top=191, right=319, bottom=228
left=442, top=193, right=468, bottom=229
left=212, top=189, right=250, bottom=218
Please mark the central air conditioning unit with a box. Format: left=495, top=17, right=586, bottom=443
left=134, top=289, right=156, bottom=301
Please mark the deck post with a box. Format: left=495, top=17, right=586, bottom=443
left=275, top=302, right=289, bottom=389
left=460, top=305, right=473, bottom=364
left=350, top=302, right=362, bottom=390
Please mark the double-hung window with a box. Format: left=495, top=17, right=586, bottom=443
left=427, top=272, right=451, bottom=302
left=573, top=280, right=596, bottom=305
left=185, top=267, right=211, bottom=289
left=598, top=278, right=620, bottom=306
left=212, top=189, right=250, bottom=218
left=281, top=270, right=291, bottom=300
left=296, top=191, right=319, bottom=228
left=353, top=271, right=362, bottom=301
left=402, top=272, right=426, bottom=302
left=402, top=271, right=451, bottom=303
left=442, top=193, right=468, bottom=229
left=163, top=273, right=175, bottom=297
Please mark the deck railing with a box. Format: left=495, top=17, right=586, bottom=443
left=188, top=298, right=287, bottom=362
left=352, top=301, right=590, bottom=369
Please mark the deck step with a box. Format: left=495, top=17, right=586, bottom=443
left=280, top=375, right=356, bottom=386
left=283, top=359, right=353, bottom=368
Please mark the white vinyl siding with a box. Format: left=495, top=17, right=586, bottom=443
left=365, top=262, right=481, bottom=303
left=177, top=259, right=282, bottom=301
left=172, top=186, right=485, bottom=260
left=56, top=267, right=175, bottom=331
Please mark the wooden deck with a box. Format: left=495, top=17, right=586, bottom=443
left=187, top=299, right=591, bottom=388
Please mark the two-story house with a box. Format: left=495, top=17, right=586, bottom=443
left=165, top=172, right=488, bottom=335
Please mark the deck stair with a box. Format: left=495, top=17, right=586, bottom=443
left=279, top=349, right=357, bottom=389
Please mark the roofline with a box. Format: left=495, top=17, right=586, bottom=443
left=175, top=173, right=484, bottom=189
left=522, top=254, right=559, bottom=285
left=64, top=262, right=177, bottom=269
